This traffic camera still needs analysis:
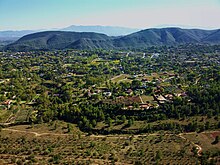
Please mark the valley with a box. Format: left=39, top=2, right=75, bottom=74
left=0, top=45, right=220, bottom=164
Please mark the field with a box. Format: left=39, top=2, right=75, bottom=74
left=111, top=74, right=131, bottom=83
left=140, top=95, right=154, bottom=103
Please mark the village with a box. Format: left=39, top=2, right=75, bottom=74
left=0, top=46, right=220, bottom=164
left=0, top=49, right=191, bottom=120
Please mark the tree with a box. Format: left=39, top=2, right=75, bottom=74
left=128, top=119, right=133, bottom=127
left=91, top=119, right=97, bottom=128
left=107, top=117, right=112, bottom=127
left=122, top=115, right=126, bottom=123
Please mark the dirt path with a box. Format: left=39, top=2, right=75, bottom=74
left=2, top=127, right=159, bottom=139
left=0, top=154, right=49, bottom=160
left=139, top=95, right=144, bottom=104
left=178, top=133, right=202, bottom=156
left=2, top=128, right=70, bottom=137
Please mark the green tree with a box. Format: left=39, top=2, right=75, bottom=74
left=122, top=115, right=126, bottom=123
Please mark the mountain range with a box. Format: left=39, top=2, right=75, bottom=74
left=4, top=27, right=220, bottom=51
left=0, top=25, right=139, bottom=41
left=0, top=30, right=37, bottom=41
left=61, top=25, right=140, bottom=36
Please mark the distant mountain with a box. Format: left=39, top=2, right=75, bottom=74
left=61, top=25, right=140, bottom=36
left=0, top=30, right=37, bottom=41
left=0, top=25, right=139, bottom=42
left=4, top=27, right=220, bottom=51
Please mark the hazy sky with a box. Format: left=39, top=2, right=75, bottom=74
left=0, top=0, right=220, bottom=30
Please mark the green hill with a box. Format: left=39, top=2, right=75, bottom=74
left=4, top=28, right=220, bottom=51
left=5, top=31, right=111, bottom=51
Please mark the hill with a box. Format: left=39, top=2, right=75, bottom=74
left=114, top=28, right=219, bottom=48
left=4, top=31, right=112, bottom=51
left=0, top=25, right=139, bottom=42
left=4, top=28, right=220, bottom=51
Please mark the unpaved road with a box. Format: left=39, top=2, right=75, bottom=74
left=2, top=128, right=70, bottom=137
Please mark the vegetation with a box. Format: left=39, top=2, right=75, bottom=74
left=4, top=28, right=220, bottom=51
left=0, top=45, right=220, bottom=163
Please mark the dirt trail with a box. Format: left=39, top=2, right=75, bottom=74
left=178, top=133, right=202, bottom=156
left=2, top=128, right=70, bottom=137
left=2, top=128, right=159, bottom=138
left=139, top=95, right=144, bottom=104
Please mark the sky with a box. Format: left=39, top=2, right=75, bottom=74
left=0, top=0, right=220, bottom=30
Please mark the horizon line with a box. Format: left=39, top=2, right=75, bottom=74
left=0, top=24, right=220, bottom=32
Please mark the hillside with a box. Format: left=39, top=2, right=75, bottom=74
left=4, top=31, right=112, bottom=51
left=114, top=28, right=218, bottom=48
left=4, top=28, right=220, bottom=51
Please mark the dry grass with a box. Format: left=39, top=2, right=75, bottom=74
left=0, top=125, right=200, bottom=164
left=183, top=131, right=220, bottom=152
left=140, top=95, right=154, bottom=103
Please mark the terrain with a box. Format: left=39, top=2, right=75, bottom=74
left=4, top=28, right=220, bottom=51
left=0, top=25, right=139, bottom=42
left=0, top=45, right=220, bottom=164
left=1, top=122, right=219, bottom=164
